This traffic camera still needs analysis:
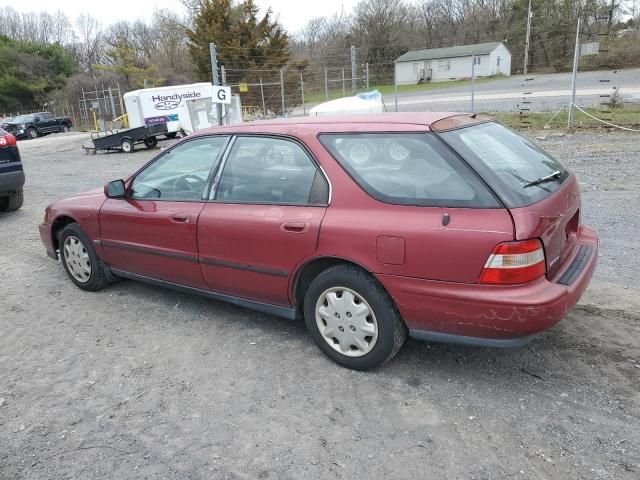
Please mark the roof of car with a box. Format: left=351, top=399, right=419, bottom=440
left=195, top=112, right=470, bottom=135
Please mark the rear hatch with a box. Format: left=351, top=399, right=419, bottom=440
left=436, top=119, right=579, bottom=279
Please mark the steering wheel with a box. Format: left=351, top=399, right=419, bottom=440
left=172, top=174, right=206, bottom=198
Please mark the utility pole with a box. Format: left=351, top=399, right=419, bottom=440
left=350, top=46, right=356, bottom=95
left=365, top=62, right=369, bottom=89
left=523, top=0, right=533, bottom=75
left=471, top=55, right=475, bottom=113
left=568, top=17, right=581, bottom=128
left=209, top=42, right=223, bottom=126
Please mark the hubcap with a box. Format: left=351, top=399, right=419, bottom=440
left=388, top=141, right=410, bottom=162
left=63, top=236, right=91, bottom=283
left=315, top=287, right=378, bottom=357
left=348, top=143, right=371, bottom=165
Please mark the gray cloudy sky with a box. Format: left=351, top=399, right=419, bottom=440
left=3, top=0, right=361, bottom=33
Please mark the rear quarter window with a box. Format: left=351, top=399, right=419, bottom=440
left=439, top=122, right=570, bottom=208
left=318, top=132, right=499, bottom=208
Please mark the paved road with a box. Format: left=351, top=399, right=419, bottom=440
left=381, top=68, right=640, bottom=113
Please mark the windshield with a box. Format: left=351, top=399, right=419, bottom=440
left=439, top=122, right=569, bottom=208
left=12, top=115, right=33, bottom=123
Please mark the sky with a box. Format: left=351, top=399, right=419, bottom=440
left=0, top=0, right=361, bottom=34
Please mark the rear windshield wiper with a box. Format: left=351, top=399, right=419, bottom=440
left=523, top=170, right=562, bottom=188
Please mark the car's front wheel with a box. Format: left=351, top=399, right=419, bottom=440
left=59, top=224, right=110, bottom=291
left=304, top=265, right=407, bottom=370
left=27, top=127, right=38, bottom=139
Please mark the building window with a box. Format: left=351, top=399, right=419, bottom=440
left=497, top=56, right=501, bottom=66
left=437, top=58, right=450, bottom=71
left=474, top=56, right=482, bottom=65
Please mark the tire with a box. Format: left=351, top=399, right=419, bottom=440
left=121, top=138, right=134, bottom=153
left=0, top=189, right=23, bottom=211
left=27, top=127, right=38, bottom=139
left=58, top=223, right=111, bottom=291
left=61, top=124, right=70, bottom=133
left=165, top=132, right=178, bottom=139
left=303, top=265, right=407, bottom=370
left=144, top=136, right=158, bottom=148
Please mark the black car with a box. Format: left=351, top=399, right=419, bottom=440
left=1, top=112, right=73, bottom=140
left=0, top=128, right=24, bottom=211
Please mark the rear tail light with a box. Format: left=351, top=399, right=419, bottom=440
left=479, top=239, right=546, bottom=285
left=0, top=134, right=16, bottom=146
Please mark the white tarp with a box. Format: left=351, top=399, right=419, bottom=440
left=309, top=90, right=384, bottom=116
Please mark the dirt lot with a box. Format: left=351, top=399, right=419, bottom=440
left=1, top=130, right=639, bottom=480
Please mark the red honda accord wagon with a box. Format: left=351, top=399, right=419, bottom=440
left=39, top=113, right=598, bottom=370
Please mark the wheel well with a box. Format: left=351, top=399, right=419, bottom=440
left=293, top=257, right=370, bottom=310
left=51, top=216, right=76, bottom=251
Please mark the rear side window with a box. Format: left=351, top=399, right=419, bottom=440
left=319, top=132, right=498, bottom=208
left=214, top=136, right=328, bottom=205
left=439, top=122, right=569, bottom=208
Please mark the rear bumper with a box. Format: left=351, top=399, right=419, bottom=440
left=376, top=225, right=598, bottom=345
left=39, top=222, right=57, bottom=260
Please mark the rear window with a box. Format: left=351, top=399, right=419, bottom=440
left=318, top=133, right=499, bottom=208
left=439, top=122, right=569, bottom=208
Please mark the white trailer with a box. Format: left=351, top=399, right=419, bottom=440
left=123, top=83, right=231, bottom=136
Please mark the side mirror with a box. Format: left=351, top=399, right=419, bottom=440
left=105, top=179, right=126, bottom=198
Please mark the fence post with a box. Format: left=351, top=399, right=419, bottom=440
left=342, top=68, right=345, bottom=96
left=394, top=63, right=398, bottom=112
left=471, top=55, right=475, bottom=113
left=324, top=67, right=328, bottom=101
left=209, top=42, right=223, bottom=126
left=366, top=62, right=369, bottom=89
left=351, top=46, right=356, bottom=95
left=300, top=71, right=305, bottom=116
left=568, top=17, right=581, bottom=128
left=220, top=65, right=227, bottom=124
left=280, top=68, right=285, bottom=117
left=259, top=77, right=266, bottom=116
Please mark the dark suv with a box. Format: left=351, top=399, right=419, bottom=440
left=0, top=128, right=24, bottom=211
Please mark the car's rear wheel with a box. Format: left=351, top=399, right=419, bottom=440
left=121, top=138, right=134, bottom=153
left=0, top=189, right=23, bottom=211
left=61, top=125, right=70, bottom=133
left=303, top=265, right=407, bottom=370
left=59, top=224, right=110, bottom=291
left=27, top=127, right=38, bottom=139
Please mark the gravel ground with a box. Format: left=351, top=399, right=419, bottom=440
left=1, top=130, right=639, bottom=480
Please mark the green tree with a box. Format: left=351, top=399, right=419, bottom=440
left=187, top=0, right=291, bottom=80
left=0, top=35, right=76, bottom=113
left=97, top=40, right=162, bottom=89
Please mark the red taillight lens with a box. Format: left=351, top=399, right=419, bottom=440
left=479, top=239, right=546, bottom=285
left=0, top=134, right=16, bottom=146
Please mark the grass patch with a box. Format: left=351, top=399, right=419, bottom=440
left=490, top=105, right=640, bottom=130
left=303, top=76, right=505, bottom=105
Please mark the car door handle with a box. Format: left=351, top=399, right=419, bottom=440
left=171, top=213, right=191, bottom=223
left=281, top=221, right=310, bottom=234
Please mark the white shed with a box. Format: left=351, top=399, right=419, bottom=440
left=394, top=42, right=511, bottom=85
